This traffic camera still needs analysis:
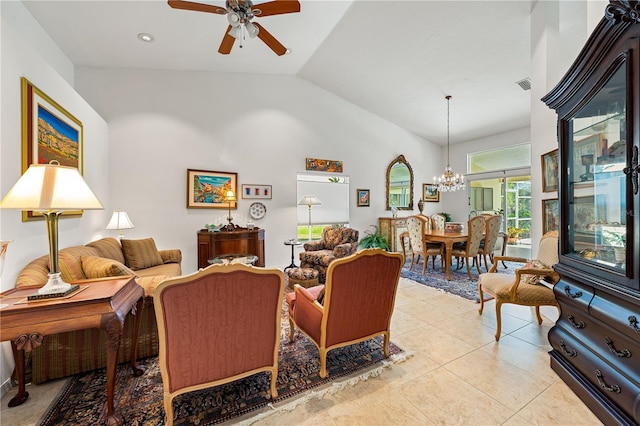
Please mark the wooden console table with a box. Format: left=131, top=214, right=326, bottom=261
left=0, top=276, right=144, bottom=426
left=197, top=228, right=265, bottom=269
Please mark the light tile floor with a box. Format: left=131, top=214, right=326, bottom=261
left=0, top=277, right=603, bottom=425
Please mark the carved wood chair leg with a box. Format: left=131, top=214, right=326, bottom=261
left=164, top=394, right=175, bottom=426
left=495, top=301, right=503, bottom=341
left=383, top=333, right=390, bottom=357
left=288, top=318, right=295, bottom=342
left=319, top=348, right=328, bottom=379
left=478, top=283, right=485, bottom=314
left=535, top=305, right=543, bottom=325
left=270, top=368, right=278, bottom=398
left=466, top=257, right=472, bottom=279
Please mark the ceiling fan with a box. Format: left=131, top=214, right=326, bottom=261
left=167, top=0, right=301, bottom=56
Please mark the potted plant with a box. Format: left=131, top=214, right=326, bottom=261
left=359, top=225, right=390, bottom=251
left=507, top=227, right=523, bottom=244
left=439, top=212, right=452, bottom=222
left=603, top=229, right=626, bottom=264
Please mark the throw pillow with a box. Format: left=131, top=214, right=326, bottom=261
left=317, top=288, right=325, bottom=305
left=121, top=238, right=164, bottom=271
left=521, top=259, right=551, bottom=285
left=81, top=256, right=135, bottom=279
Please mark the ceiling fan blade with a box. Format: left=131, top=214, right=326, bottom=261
left=254, top=23, right=287, bottom=55
left=253, top=0, right=300, bottom=17
left=218, top=26, right=236, bottom=54
left=167, top=0, right=226, bottom=14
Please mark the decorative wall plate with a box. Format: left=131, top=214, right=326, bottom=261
left=249, top=202, right=267, bottom=220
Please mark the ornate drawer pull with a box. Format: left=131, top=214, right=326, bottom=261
left=564, top=285, right=582, bottom=299
left=605, top=337, right=631, bottom=358
left=629, top=316, right=640, bottom=333
left=595, top=369, right=621, bottom=394
left=559, top=340, right=577, bottom=357
left=568, top=314, right=586, bottom=329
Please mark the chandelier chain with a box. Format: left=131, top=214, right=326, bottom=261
left=434, top=95, right=465, bottom=192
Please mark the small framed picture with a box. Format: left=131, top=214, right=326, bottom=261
left=423, top=183, right=439, bottom=202
left=357, top=189, right=370, bottom=207
left=541, top=149, right=558, bottom=193
left=187, top=169, right=237, bottom=209
left=241, top=184, right=272, bottom=199
left=542, top=198, right=559, bottom=234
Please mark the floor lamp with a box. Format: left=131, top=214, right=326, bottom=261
left=0, top=162, right=104, bottom=297
left=298, top=195, right=321, bottom=241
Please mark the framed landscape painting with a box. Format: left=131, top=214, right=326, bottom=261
left=542, top=198, right=559, bottom=234
left=541, top=149, right=558, bottom=193
left=187, top=169, right=237, bottom=209
left=423, top=183, right=439, bottom=202
left=21, top=77, right=84, bottom=221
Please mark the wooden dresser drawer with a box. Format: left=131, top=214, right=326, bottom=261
left=549, top=327, right=640, bottom=423
left=555, top=278, right=594, bottom=311
left=557, top=301, right=593, bottom=333
left=591, top=293, right=640, bottom=344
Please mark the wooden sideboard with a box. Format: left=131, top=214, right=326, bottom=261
left=378, top=217, right=408, bottom=253
left=197, top=228, right=265, bottom=269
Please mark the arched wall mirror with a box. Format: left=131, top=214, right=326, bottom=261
left=386, top=154, right=414, bottom=210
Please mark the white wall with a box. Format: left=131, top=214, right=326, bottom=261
left=0, top=1, right=109, bottom=396
left=74, top=67, right=440, bottom=273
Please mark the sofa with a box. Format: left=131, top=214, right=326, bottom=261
left=299, top=226, right=359, bottom=283
left=15, top=237, right=182, bottom=384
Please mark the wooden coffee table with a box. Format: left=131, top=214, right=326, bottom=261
left=0, top=276, right=144, bottom=426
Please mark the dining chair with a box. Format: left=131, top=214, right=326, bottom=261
left=477, top=214, right=502, bottom=272
left=406, top=216, right=444, bottom=273
left=451, top=215, right=486, bottom=279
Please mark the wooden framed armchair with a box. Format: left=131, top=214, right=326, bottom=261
left=406, top=215, right=443, bottom=273
left=287, top=249, right=404, bottom=378
left=153, top=264, right=285, bottom=425
left=478, top=231, right=560, bottom=341
left=299, top=225, right=359, bottom=283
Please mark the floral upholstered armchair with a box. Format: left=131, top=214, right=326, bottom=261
left=299, top=226, right=359, bottom=283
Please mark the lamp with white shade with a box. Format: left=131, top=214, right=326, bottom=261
left=224, top=189, right=237, bottom=231
left=0, top=162, right=103, bottom=298
left=298, top=195, right=321, bottom=241
left=106, top=209, right=135, bottom=239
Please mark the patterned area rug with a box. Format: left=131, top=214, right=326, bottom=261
left=40, top=314, right=406, bottom=425
left=401, top=257, right=518, bottom=302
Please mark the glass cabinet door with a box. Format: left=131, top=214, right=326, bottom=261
left=567, top=64, right=627, bottom=273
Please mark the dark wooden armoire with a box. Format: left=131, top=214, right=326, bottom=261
left=542, top=2, right=640, bottom=424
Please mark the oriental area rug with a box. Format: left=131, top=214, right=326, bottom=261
left=40, top=330, right=407, bottom=425
left=401, top=258, right=519, bottom=302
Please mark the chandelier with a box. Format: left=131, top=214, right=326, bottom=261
left=434, top=95, right=465, bottom=192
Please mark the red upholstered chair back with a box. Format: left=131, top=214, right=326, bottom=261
left=153, top=264, right=284, bottom=416
left=321, top=249, right=404, bottom=349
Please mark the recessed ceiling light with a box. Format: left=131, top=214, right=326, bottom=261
left=137, top=33, right=155, bottom=43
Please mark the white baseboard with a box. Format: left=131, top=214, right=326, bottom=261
left=0, top=376, right=13, bottom=399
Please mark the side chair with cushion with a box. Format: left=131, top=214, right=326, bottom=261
left=477, top=214, right=502, bottom=272
left=478, top=231, right=560, bottom=341
left=287, top=249, right=404, bottom=378
left=154, top=264, right=285, bottom=425
left=406, top=215, right=444, bottom=273
left=451, top=215, right=486, bottom=279
left=299, top=225, right=359, bottom=283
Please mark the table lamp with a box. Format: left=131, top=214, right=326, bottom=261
left=298, top=195, right=321, bottom=240
left=224, top=189, right=237, bottom=231
left=0, top=162, right=103, bottom=297
left=106, top=209, right=135, bottom=239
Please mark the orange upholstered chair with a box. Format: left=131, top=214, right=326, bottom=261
left=286, top=249, right=404, bottom=378
left=153, top=264, right=285, bottom=425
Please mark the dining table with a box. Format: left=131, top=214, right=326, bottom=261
left=423, top=229, right=468, bottom=281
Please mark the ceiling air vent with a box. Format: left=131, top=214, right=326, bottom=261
left=516, top=78, right=531, bottom=91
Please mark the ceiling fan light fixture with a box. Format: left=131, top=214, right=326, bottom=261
left=227, top=11, right=241, bottom=26
left=228, top=25, right=242, bottom=40
left=245, top=21, right=259, bottom=38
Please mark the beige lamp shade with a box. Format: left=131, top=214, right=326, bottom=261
left=106, top=210, right=135, bottom=230
left=298, top=195, right=322, bottom=207
left=0, top=163, right=103, bottom=296
left=0, top=163, right=103, bottom=210
left=224, top=189, right=237, bottom=202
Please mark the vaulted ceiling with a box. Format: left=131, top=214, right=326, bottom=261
left=22, top=0, right=583, bottom=146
